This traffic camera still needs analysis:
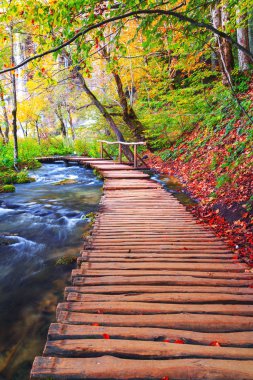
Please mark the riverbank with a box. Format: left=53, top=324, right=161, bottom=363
left=146, top=149, right=253, bottom=266
left=0, top=164, right=38, bottom=192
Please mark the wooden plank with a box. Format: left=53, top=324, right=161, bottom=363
left=65, top=285, right=253, bottom=295
left=48, top=323, right=253, bottom=347
left=30, top=356, right=253, bottom=380
left=66, top=291, right=253, bottom=304
left=79, top=262, right=246, bottom=272
left=44, top=339, right=253, bottom=359
left=57, top=301, right=253, bottom=316
left=73, top=269, right=250, bottom=279
left=57, top=311, right=253, bottom=332
left=73, top=275, right=251, bottom=287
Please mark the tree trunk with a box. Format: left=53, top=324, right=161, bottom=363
left=35, top=120, right=40, bottom=144
left=56, top=107, right=67, bottom=138
left=100, top=46, right=145, bottom=141
left=0, top=125, right=5, bottom=142
left=11, top=27, right=18, bottom=170
left=0, top=84, right=10, bottom=144
left=61, top=47, right=133, bottom=161
left=67, top=109, right=75, bottom=140
left=248, top=9, right=253, bottom=53
left=237, top=9, right=250, bottom=71
left=221, top=5, right=234, bottom=72
left=211, top=5, right=232, bottom=85
left=74, top=68, right=133, bottom=161
left=112, top=71, right=145, bottom=141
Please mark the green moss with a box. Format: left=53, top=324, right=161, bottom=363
left=93, top=168, right=103, bottom=179
left=85, top=212, right=97, bottom=222
left=0, top=184, right=15, bottom=192
left=16, top=171, right=35, bottom=184
left=53, top=179, right=77, bottom=186
left=0, top=169, right=35, bottom=185
left=55, top=255, right=77, bottom=265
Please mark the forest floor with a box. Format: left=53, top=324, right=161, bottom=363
left=146, top=112, right=253, bottom=267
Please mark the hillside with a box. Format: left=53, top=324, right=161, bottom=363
left=146, top=82, right=253, bottom=265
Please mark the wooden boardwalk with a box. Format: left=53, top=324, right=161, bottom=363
left=31, top=157, right=253, bottom=379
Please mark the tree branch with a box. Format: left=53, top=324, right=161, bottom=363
left=1, top=7, right=252, bottom=75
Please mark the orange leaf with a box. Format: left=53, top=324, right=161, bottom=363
left=92, top=323, right=99, bottom=326
left=209, top=341, right=221, bottom=347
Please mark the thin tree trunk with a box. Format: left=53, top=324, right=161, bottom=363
left=0, top=84, right=10, bottom=144
left=237, top=9, right=250, bottom=71
left=11, top=27, right=18, bottom=170
left=35, top=120, right=40, bottom=144
left=74, top=68, right=133, bottom=161
left=100, top=46, right=145, bottom=141
left=67, top=109, right=75, bottom=140
left=211, top=5, right=230, bottom=85
left=55, top=107, right=67, bottom=138
left=61, top=47, right=133, bottom=161
left=112, top=71, right=145, bottom=141
left=0, top=125, right=5, bottom=141
left=248, top=9, right=253, bottom=53
left=19, top=122, right=25, bottom=137
left=221, top=4, right=234, bottom=72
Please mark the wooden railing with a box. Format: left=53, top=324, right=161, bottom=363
left=98, top=140, right=147, bottom=168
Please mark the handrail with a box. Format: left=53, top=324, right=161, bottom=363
left=98, top=140, right=146, bottom=146
left=98, top=140, right=147, bottom=168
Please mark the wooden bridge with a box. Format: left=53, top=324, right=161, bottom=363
left=31, top=153, right=253, bottom=379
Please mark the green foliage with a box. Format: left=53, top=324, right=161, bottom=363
left=216, top=174, right=231, bottom=188
left=232, top=69, right=251, bottom=93
left=0, top=184, right=15, bottom=192
left=85, top=212, right=97, bottom=222
left=0, top=169, right=34, bottom=185
left=0, top=138, right=73, bottom=170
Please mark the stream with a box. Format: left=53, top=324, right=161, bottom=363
left=0, top=162, right=102, bottom=380
left=0, top=162, right=196, bottom=380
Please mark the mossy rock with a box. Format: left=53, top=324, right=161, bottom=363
left=16, top=172, right=35, bottom=184
left=0, top=169, right=35, bottom=185
left=55, top=255, right=77, bottom=265
left=0, top=184, right=15, bottom=193
left=53, top=179, right=78, bottom=186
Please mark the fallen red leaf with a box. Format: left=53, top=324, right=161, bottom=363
left=174, top=339, right=185, bottom=344
left=209, top=341, right=221, bottom=346
left=91, top=323, right=99, bottom=326
left=163, top=339, right=170, bottom=343
left=103, top=333, right=110, bottom=339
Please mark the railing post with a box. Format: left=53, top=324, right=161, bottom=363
left=118, top=143, right=122, bottom=163
left=100, top=141, right=103, bottom=159
left=134, top=144, right=137, bottom=168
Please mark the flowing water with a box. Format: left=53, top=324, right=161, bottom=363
left=150, top=172, right=197, bottom=207
left=0, top=163, right=102, bottom=379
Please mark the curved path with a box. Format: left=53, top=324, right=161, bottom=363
left=31, top=156, right=253, bottom=379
